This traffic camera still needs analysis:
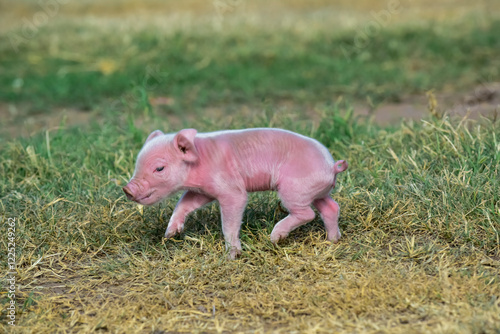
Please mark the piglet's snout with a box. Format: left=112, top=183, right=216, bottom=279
left=123, top=184, right=136, bottom=201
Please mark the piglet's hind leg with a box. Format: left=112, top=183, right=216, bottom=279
left=313, top=197, right=341, bottom=243
left=270, top=206, right=316, bottom=244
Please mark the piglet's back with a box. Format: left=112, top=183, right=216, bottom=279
left=207, top=129, right=317, bottom=162
left=205, top=128, right=335, bottom=191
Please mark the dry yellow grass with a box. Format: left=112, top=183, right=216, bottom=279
left=8, top=218, right=500, bottom=333
left=2, top=0, right=499, bottom=33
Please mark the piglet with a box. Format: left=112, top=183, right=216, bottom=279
left=123, top=128, right=348, bottom=259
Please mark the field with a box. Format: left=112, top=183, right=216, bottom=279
left=1, top=1, right=499, bottom=333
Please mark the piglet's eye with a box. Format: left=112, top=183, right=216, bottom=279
left=155, top=166, right=165, bottom=172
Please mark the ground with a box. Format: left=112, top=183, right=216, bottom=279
left=0, top=1, right=499, bottom=333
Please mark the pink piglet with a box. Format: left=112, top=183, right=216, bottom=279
left=123, top=128, right=348, bottom=259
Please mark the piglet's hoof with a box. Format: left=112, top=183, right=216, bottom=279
left=228, top=247, right=242, bottom=260
left=164, top=226, right=183, bottom=239
left=327, top=230, right=342, bottom=243
left=270, top=231, right=288, bottom=245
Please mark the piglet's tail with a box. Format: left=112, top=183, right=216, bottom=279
left=333, top=160, right=348, bottom=174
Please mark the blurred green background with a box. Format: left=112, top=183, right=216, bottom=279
left=1, top=0, right=499, bottom=138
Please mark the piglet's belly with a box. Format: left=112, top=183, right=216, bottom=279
left=243, top=171, right=275, bottom=192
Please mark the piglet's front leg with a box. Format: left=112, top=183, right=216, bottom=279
left=218, top=192, right=248, bottom=259
left=165, top=191, right=214, bottom=238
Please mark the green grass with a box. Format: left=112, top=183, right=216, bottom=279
left=1, top=19, right=499, bottom=112
left=0, top=104, right=499, bottom=333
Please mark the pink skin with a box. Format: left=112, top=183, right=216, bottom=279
left=123, top=128, right=348, bottom=259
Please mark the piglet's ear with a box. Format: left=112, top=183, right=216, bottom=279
left=174, top=128, right=198, bottom=162
left=145, top=130, right=164, bottom=143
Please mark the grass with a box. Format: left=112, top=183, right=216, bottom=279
left=0, top=103, right=499, bottom=333
left=1, top=0, right=500, bottom=332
